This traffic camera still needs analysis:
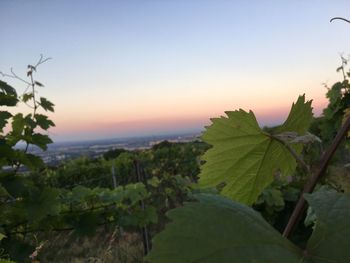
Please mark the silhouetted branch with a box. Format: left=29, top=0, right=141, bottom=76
left=34, top=54, right=52, bottom=68
left=0, top=69, right=31, bottom=85
left=330, top=17, right=350, bottom=24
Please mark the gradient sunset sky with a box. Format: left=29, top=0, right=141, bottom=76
left=1, top=1, right=350, bottom=141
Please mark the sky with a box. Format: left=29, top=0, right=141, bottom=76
left=1, top=1, right=350, bottom=141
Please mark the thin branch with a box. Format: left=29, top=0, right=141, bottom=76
left=330, top=17, right=350, bottom=24
left=34, top=54, right=52, bottom=68
left=11, top=68, right=32, bottom=85
left=0, top=70, right=31, bottom=85
left=283, top=116, right=350, bottom=238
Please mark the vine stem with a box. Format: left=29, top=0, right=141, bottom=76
left=270, top=134, right=310, bottom=174
left=283, top=116, right=350, bottom=238
left=22, top=69, right=38, bottom=154
left=330, top=17, right=350, bottom=24
left=8, top=55, right=51, bottom=173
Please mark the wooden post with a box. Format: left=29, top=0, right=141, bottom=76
left=134, top=160, right=151, bottom=255
left=111, top=161, right=117, bottom=189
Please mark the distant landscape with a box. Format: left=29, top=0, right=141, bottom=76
left=27, top=132, right=200, bottom=165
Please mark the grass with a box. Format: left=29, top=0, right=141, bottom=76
left=36, top=227, right=144, bottom=263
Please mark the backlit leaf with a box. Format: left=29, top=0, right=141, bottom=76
left=34, top=114, right=55, bottom=130
left=147, top=192, right=350, bottom=263
left=30, top=133, right=53, bottom=150
left=146, top=194, right=302, bottom=263
left=304, top=190, right=350, bottom=263
left=0, top=111, right=12, bottom=132
left=11, top=113, right=25, bottom=136
left=22, top=93, right=33, bottom=103
left=199, top=95, right=312, bottom=204
left=0, top=80, right=18, bottom=106
left=23, top=187, right=61, bottom=222
left=39, top=97, right=54, bottom=112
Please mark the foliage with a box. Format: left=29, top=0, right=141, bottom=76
left=103, top=148, right=127, bottom=160
left=199, top=95, right=313, bottom=205
left=254, top=178, right=301, bottom=227
left=0, top=61, right=159, bottom=262
left=46, top=156, right=115, bottom=189
left=147, top=191, right=350, bottom=263
left=0, top=77, right=204, bottom=260
left=311, top=56, right=350, bottom=149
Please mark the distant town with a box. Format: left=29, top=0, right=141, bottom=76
left=26, top=132, right=201, bottom=166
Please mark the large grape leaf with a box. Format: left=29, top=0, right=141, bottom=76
left=146, top=194, right=303, bottom=263
left=199, top=95, right=313, bottom=205
left=0, top=80, right=18, bottom=106
left=304, top=190, right=350, bottom=263
left=22, top=187, right=61, bottom=222
left=146, top=192, right=350, bottom=263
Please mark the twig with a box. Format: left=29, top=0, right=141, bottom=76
left=283, top=116, right=350, bottom=237
left=0, top=70, right=31, bottom=85
left=330, top=17, right=350, bottom=24
left=34, top=54, right=52, bottom=68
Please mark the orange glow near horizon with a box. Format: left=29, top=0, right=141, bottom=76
left=50, top=95, right=328, bottom=141
left=49, top=71, right=330, bottom=141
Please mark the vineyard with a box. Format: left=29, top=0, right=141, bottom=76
left=1, top=53, right=350, bottom=262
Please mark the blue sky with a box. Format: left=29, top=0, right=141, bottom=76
left=1, top=1, right=350, bottom=141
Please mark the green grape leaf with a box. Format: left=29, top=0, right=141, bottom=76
left=147, top=176, right=161, bottom=187
left=34, top=80, right=44, bottom=87
left=275, top=95, right=313, bottom=133
left=34, top=114, right=55, bottom=130
left=304, top=190, right=350, bottom=263
left=23, top=114, right=36, bottom=130
left=70, top=185, right=92, bottom=202
left=146, top=194, right=303, bottom=263
left=124, top=182, right=148, bottom=205
left=19, top=153, right=45, bottom=170
left=99, top=187, right=124, bottom=204
left=11, top=113, right=25, bottom=136
left=0, top=174, right=35, bottom=198
left=0, top=111, right=12, bottom=132
left=199, top=95, right=312, bottom=205
left=23, top=187, right=61, bottom=222
left=326, top=82, right=342, bottom=105
left=30, top=133, right=53, bottom=150
left=0, top=80, right=18, bottom=106
left=262, top=188, right=285, bottom=207
left=39, top=97, right=54, bottom=112
left=120, top=206, right=158, bottom=227
left=0, top=138, right=14, bottom=160
left=22, top=92, right=33, bottom=103
left=147, top=192, right=350, bottom=263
